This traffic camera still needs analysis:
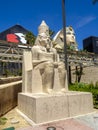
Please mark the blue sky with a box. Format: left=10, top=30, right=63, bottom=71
left=0, top=0, right=98, bottom=49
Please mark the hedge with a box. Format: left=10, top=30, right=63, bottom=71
left=69, top=82, right=98, bottom=109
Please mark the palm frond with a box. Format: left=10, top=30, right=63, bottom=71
left=92, top=0, right=98, bottom=4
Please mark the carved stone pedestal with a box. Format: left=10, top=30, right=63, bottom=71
left=18, top=91, right=93, bottom=124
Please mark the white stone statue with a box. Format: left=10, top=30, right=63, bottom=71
left=22, top=20, right=68, bottom=94
left=19, top=21, right=93, bottom=125
left=31, top=21, right=68, bottom=94
left=53, top=26, right=78, bottom=51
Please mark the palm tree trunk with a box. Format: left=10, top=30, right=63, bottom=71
left=78, top=66, right=83, bottom=83
left=68, top=65, right=72, bottom=84
left=75, top=66, right=78, bottom=82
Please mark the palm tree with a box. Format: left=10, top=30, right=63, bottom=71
left=92, top=0, right=98, bottom=4
left=73, top=65, right=84, bottom=83
left=49, top=29, right=55, bottom=39
left=25, top=31, right=36, bottom=46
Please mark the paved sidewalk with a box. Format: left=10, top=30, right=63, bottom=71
left=1, top=108, right=98, bottom=130
left=0, top=108, right=30, bottom=130
left=16, top=118, right=94, bottom=130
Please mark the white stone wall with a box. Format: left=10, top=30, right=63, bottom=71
left=71, top=66, right=98, bottom=84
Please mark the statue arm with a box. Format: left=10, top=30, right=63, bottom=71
left=52, top=48, right=60, bottom=62
left=32, top=59, right=50, bottom=66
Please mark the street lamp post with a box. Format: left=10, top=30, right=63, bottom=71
left=62, top=0, right=69, bottom=87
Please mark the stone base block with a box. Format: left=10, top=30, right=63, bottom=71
left=18, top=91, right=93, bottom=124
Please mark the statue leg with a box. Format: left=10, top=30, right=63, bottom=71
left=41, top=62, right=54, bottom=94
left=58, top=62, right=66, bottom=93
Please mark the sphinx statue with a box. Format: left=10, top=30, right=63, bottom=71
left=22, top=20, right=68, bottom=94
left=53, top=26, right=78, bottom=51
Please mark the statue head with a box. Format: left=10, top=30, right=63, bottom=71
left=38, top=32, right=51, bottom=48
left=38, top=20, right=49, bottom=36
left=66, top=26, right=76, bottom=45
left=35, top=20, right=52, bottom=51
left=58, top=26, right=78, bottom=51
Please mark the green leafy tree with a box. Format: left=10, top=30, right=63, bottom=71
left=73, top=65, right=84, bottom=83
left=25, top=31, right=36, bottom=45
left=49, top=29, right=55, bottom=39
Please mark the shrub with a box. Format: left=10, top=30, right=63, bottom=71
left=69, top=82, right=98, bottom=109
left=95, top=81, right=98, bottom=89
left=0, top=117, right=7, bottom=125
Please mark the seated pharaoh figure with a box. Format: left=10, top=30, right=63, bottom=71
left=31, top=20, right=67, bottom=94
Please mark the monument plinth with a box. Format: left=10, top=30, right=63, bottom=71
left=18, top=20, right=93, bottom=124
left=18, top=92, right=93, bottom=124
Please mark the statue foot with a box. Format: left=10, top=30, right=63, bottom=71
left=61, top=88, right=66, bottom=93
left=46, top=88, right=53, bottom=94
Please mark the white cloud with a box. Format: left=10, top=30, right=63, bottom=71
left=75, top=16, right=96, bottom=29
